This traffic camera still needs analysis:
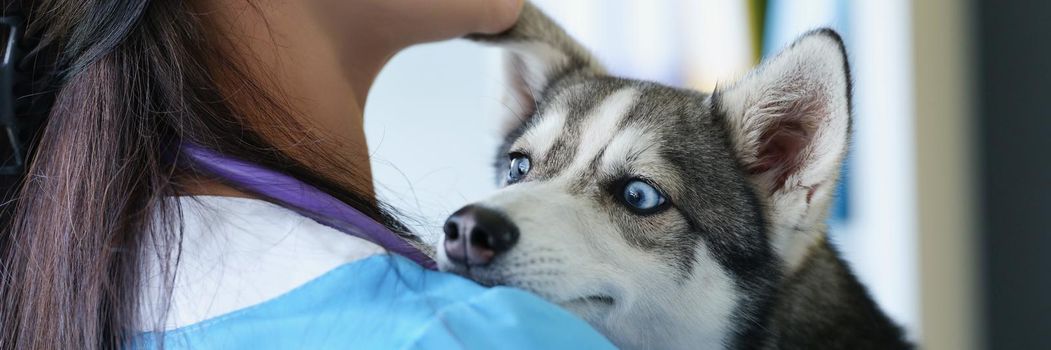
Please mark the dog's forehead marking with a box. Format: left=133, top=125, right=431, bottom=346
left=600, top=127, right=653, bottom=171
left=562, top=88, right=640, bottom=175
left=520, top=107, right=567, bottom=159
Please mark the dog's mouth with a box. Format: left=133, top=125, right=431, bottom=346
left=558, top=294, right=618, bottom=318
left=564, top=295, right=616, bottom=306
left=447, top=267, right=503, bottom=287
left=452, top=268, right=617, bottom=306
left=466, top=274, right=617, bottom=306
left=559, top=294, right=617, bottom=310
left=439, top=257, right=618, bottom=309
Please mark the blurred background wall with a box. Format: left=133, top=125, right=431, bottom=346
left=914, top=0, right=977, bottom=349
left=365, top=1, right=1050, bottom=349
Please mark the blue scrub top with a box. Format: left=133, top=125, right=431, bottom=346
left=135, top=254, right=617, bottom=349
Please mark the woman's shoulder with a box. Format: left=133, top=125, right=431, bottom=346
left=140, top=195, right=387, bottom=331
left=140, top=255, right=615, bottom=349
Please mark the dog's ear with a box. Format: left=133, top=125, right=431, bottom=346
left=713, top=29, right=850, bottom=245
left=468, top=3, right=605, bottom=133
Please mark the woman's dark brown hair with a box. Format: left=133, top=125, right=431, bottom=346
left=1, top=0, right=395, bottom=348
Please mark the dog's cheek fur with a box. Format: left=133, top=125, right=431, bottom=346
left=600, top=201, right=745, bottom=348
left=471, top=181, right=743, bottom=349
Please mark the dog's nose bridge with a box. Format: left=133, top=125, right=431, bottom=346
left=483, top=181, right=574, bottom=209
left=472, top=181, right=597, bottom=235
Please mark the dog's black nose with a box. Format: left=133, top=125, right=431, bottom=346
left=443, top=205, right=519, bottom=266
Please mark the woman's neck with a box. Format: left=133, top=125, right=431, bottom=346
left=190, top=0, right=403, bottom=198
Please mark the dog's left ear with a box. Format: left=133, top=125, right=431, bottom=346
left=713, top=29, right=850, bottom=233
left=468, top=3, right=605, bottom=133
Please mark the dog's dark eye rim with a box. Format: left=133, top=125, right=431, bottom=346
left=612, top=176, right=672, bottom=215
left=506, top=152, right=531, bottom=183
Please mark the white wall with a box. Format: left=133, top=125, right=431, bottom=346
left=365, top=41, right=504, bottom=243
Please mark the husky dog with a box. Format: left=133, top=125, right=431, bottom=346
left=436, top=4, right=909, bottom=349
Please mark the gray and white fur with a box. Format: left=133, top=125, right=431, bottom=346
left=436, top=4, right=910, bottom=349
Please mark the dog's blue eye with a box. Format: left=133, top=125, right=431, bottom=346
left=622, top=179, right=667, bottom=213
left=507, top=154, right=531, bottom=183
